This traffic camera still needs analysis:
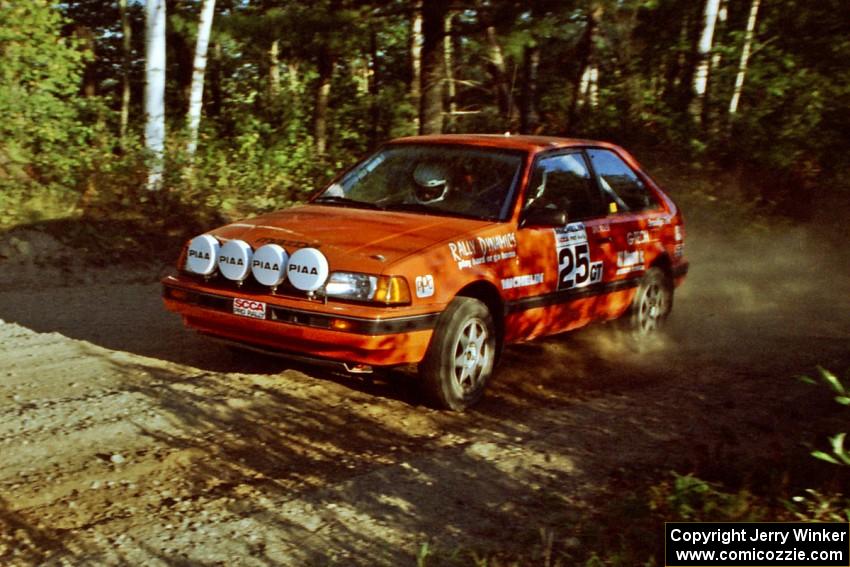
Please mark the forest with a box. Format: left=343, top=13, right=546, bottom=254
left=1, top=0, right=848, bottom=225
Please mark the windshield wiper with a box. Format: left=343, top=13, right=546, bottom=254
left=313, top=195, right=382, bottom=210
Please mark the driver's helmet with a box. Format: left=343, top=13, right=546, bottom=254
left=412, top=162, right=449, bottom=204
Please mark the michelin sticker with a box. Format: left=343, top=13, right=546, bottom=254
left=554, top=223, right=603, bottom=291
left=448, top=232, right=517, bottom=270
left=415, top=275, right=435, bottom=298
left=502, top=273, right=544, bottom=290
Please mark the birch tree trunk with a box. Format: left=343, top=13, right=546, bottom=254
left=579, top=64, right=599, bottom=109
left=186, top=0, right=216, bottom=158
left=119, top=0, right=132, bottom=146
left=484, top=24, right=518, bottom=128
left=410, top=0, right=423, bottom=131
left=567, top=8, right=597, bottom=132
left=709, top=0, right=727, bottom=77
left=443, top=11, right=456, bottom=128
left=268, top=39, right=280, bottom=99
left=144, top=0, right=166, bottom=191
left=692, top=0, right=721, bottom=121
left=729, top=0, right=760, bottom=116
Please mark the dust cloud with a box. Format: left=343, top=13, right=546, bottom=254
left=493, top=193, right=850, bottom=417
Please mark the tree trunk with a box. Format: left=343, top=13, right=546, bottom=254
left=567, top=10, right=596, bottom=133
left=728, top=0, right=760, bottom=116
left=579, top=64, right=599, bottom=109
left=519, top=45, right=539, bottom=134
left=314, top=45, right=333, bottom=154
left=209, top=40, right=222, bottom=118
left=186, top=0, right=216, bottom=158
left=368, top=28, right=381, bottom=146
left=144, top=0, right=167, bottom=191
left=269, top=39, right=280, bottom=99
left=410, top=0, right=423, bottom=130
left=74, top=25, right=97, bottom=98
left=692, top=0, right=721, bottom=122
left=484, top=24, right=518, bottom=129
left=443, top=11, right=456, bottom=129
left=419, top=0, right=448, bottom=135
left=119, top=0, right=132, bottom=146
left=709, top=0, right=727, bottom=77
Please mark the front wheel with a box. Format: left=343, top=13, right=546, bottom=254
left=420, top=297, right=496, bottom=411
left=628, top=267, right=673, bottom=340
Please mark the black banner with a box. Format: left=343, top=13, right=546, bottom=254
left=665, top=522, right=849, bottom=566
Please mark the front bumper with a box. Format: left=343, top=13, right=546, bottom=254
left=162, top=276, right=440, bottom=367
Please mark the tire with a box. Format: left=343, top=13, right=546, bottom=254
left=420, top=297, right=496, bottom=411
left=628, top=266, right=673, bottom=340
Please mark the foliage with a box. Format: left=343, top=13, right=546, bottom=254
left=0, top=0, right=847, bottom=228
left=0, top=1, right=104, bottom=196
left=798, top=367, right=850, bottom=466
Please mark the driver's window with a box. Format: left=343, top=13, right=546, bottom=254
left=526, top=153, right=604, bottom=220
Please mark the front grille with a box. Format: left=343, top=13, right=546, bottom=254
left=269, top=308, right=332, bottom=329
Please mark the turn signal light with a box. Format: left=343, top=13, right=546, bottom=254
left=373, top=276, right=411, bottom=305
left=330, top=318, right=353, bottom=331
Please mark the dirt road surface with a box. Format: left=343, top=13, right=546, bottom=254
left=1, top=200, right=849, bottom=565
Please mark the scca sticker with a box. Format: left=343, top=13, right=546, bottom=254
left=415, top=275, right=435, bottom=298
left=554, top=223, right=603, bottom=291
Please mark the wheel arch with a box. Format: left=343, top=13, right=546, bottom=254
left=650, top=251, right=673, bottom=283
left=455, top=280, right=505, bottom=355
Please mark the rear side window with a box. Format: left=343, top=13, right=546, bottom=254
left=586, top=149, right=658, bottom=212
left=525, top=153, right=605, bottom=220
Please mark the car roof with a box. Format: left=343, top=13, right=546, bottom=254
left=390, top=133, right=617, bottom=153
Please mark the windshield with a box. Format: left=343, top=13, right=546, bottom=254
left=314, top=144, right=524, bottom=221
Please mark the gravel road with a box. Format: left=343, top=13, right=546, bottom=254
left=1, top=205, right=848, bottom=565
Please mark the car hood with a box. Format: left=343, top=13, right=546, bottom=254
left=207, top=204, right=496, bottom=273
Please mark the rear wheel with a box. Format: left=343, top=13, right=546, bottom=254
left=420, top=297, right=496, bottom=411
left=628, top=267, right=673, bottom=339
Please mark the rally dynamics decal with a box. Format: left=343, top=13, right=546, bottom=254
left=448, top=232, right=517, bottom=270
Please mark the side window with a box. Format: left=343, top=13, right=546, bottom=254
left=586, top=149, right=659, bottom=213
left=525, top=153, right=604, bottom=220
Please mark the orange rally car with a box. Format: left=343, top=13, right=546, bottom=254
left=162, top=134, right=688, bottom=410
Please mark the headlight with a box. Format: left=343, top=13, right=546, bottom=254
left=325, top=272, right=411, bottom=305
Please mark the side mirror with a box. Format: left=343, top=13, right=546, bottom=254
left=520, top=206, right=567, bottom=228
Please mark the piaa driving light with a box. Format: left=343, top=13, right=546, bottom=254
left=325, top=272, right=411, bottom=305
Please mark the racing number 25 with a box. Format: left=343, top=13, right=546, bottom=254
left=558, top=243, right=602, bottom=290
